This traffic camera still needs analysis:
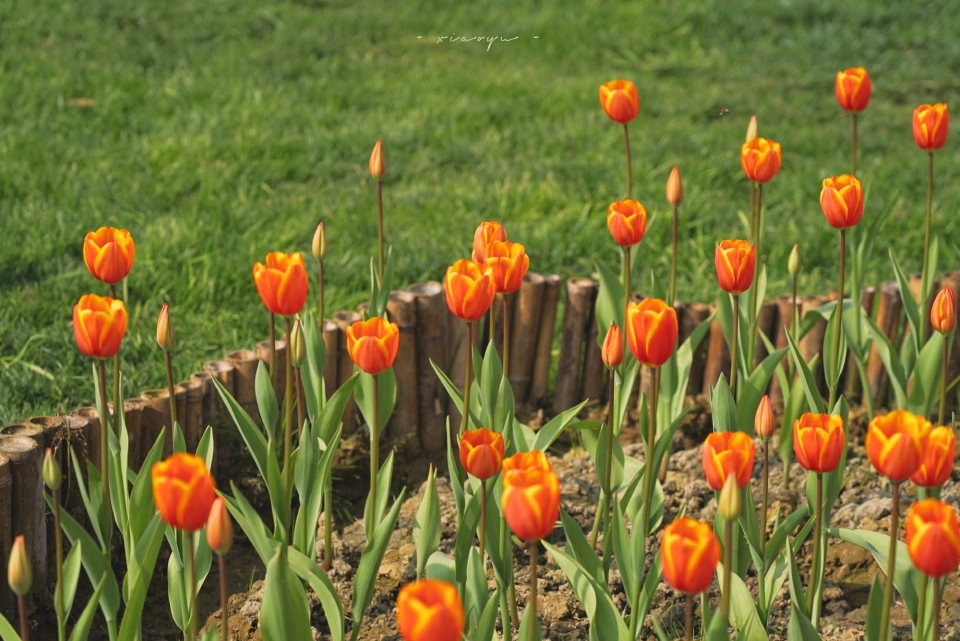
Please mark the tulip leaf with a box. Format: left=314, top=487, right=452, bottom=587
left=764, top=506, right=808, bottom=568
left=129, top=426, right=166, bottom=547
left=760, top=548, right=789, bottom=625
left=300, top=311, right=328, bottom=421
left=351, top=489, right=406, bottom=640
left=633, top=547, right=663, bottom=637
left=362, top=451, right=395, bottom=543
left=314, top=372, right=358, bottom=444
left=890, top=249, right=922, bottom=356
left=473, top=587, right=500, bottom=641
left=465, top=547, right=488, bottom=632
left=479, top=343, right=503, bottom=428
left=69, top=447, right=103, bottom=549
left=260, top=546, right=312, bottom=641
left=430, top=358, right=482, bottom=429
left=865, top=575, right=886, bottom=641
left=212, top=377, right=269, bottom=479
left=355, top=368, right=396, bottom=432
left=866, top=315, right=908, bottom=408
left=559, top=508, right=604, bottom=585
left=255, top=361, right=279, bottom=440
left=786, top=331, right=826, bottom=414
left=616, top=360, right=640, bottom=436
left=612, top=500, right=636, bottom=604
left=445, top=418, right=465, bottom=517
left=788, top=601, right=824, bottom=641
left=582, top=426, right=624, bottom=496
left=594, top=258, right=625, bottom=339
left=907, top=331, right=944, bottom=416
left=533, top=400, right=588, bottom=451
left=495, top=371, right=517, bottom=449
left=454, top=485, right=482, bottom=587
left=61, top=539, right=83, bottom=620
left=715, top=562, right=769, bottom=641
left=413, top=465, right=440, bottom=580
left=822, top=301, right=849, bottom=396
left=118, top=513, right=167, bottom=641
left=710, top=374, right=738, bottom=432
left=663, top=310, right=714, bottom=424
left=704, top=610, right=729, bottom=641
left=68, top=572, right=107, bottom=641
left=736, top=347, right=787, bottom=435
left=425, top=551, right=457, bottom=585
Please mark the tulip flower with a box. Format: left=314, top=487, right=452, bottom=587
left=835, top=67, right=871, bottom=113
left=661, top=516, right=720, bottom=640
left=83, top=226, right=136, bottom=285
left=793, top=413, right=846, bottom=474
left=740, top=137, right=781, bottom=184
left=701, top=431, right=756, bottom=491
left=312, top=221, right=328, bottom=262
left=819, top=174, right=863, bottom=230
left=625, top=299, right=678, bottom=368
left=7, top=535, right=30, bottom=597
left=755, top=395, right=775, bottom=566
left=484, top=240, right=529, bottom=295
left=157, top=302, right=179, bottom=426
left=369, top=140, right=387, bottom=280
left=502, top=451, right=560, bottom=542
left=152, top=452, right=217, bottom=532
left=601, top=323, right=623, bottom=369
left=46, top=445, right=67, bottom=639
left=346, top=317, right=400, bottom=376
left=207, top=496, right=233, bottom=641
left=444, top=259, right=495, bottom=323
left=745, top=115, right=758, bottom=143
left=606, top=199, right=647, bottom=248
left=598, top=79, right=639, bottom=124
left=910, top=426, right=955, bottom=489
left=906, top=498, right=960, bottom=641
left=471, top=221, right=507, bottom=264
left=714, top=240, right=756, bottom=295
left=396, top=579, right=465, bottom=641
left=789, top=244, right=800, bottom=277
left=73, top=294, right=128, bottom=360
left=755, top=396, right=774, bottom=440
left=369, top=140, right=386, bottom=180
left=932, top=288, right=957, bottom=334
left=666, top=167, right=682, bottom=303
left=459, top=427, right=504, bottom=482
left=666, top=167, right=682, bottom=206
left=913, top=103, right=949, bottom=152
left=252, top=252, right=308, bottom=318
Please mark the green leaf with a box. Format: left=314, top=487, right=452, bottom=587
left=760, top=549, right=789, bottom=625
left=413, top=466, right=440, bottom=580
left=260, top=547, right=312, bottom=641
left=715, top=562, right=769, bottom=641
left=264, top=439, right=287, bottom=539
left=465, top=547, right=488, bottom=632
left=289, top=547, right=345, bottom=641
left=865, top=575, right=885, bottom=641
left=473, top=588, right=501, bottom=641
left=446, top=420, right=464, bottom=517
left=315, top=373, right=359, bottom=444
left=362, top=452, right=395, bottom=543
left=788, top=601, right=823, bottom=641
left=454, top=487, right=482, bottom=587
left=559, top=509, right=603, bottom=585
left=117, top=514, right=168, bottom=641
left=710, top=375, right=737, bottom=432
left=616, top=360, right=641, bottom=436
left=255, top=360, right=279, bottom=439
left=212, top=377, right=269, bottom=479
left=764, top=506, right=809, bottom=568
left=737, top=347, right=787, bottom=434
left=866, top=315, right=908, bottom=408
left=612, top=500, right=636, bottom=604
left=301, top=312, right=328, bottom=422
left=534, top=400, right=588, bottom=451
left=594, top=259, right=626, bottom=336
left=67, top=572, right=107, bottom=641
left=907, top=332, right=944, bottom=416
left=425, top=551, right=457, bottom=585
left=60, top=538, right=83, bottom=620
left=351, top=489, right=407, bottom=637
left=130, top=427, right=166, bottom=546
left=430, top=358, right=481, bottom=429
left=821, top=303, right=847, bottom=397
left=582, top=426, right=624, bottom=496
left=890, top=250, right=921, bottom=356
left=786, top=332, right=826, bottom=414
left=479, top=344, right=503, bottom=428
left=704, top=610, right=729, bottom=641
left=355, top=369, right=396, bottom=432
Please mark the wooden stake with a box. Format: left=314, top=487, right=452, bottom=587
left=866, top=281, right=903, bottom=407
left=334, top=311, right=362, bottom=436
left=509, top=273, right=546, bottom=401
left=386, top=291, right=420, bottom=456
left=0, top=436, right=44, bottom=608
left=553, top=278, right=597, bottom=414
left=407, top=282, right=448, bottom=453
left=529, top=275, right=562, bottom=406
left=677, top=302, right=711, bottom=396
left=702, top=305, right=730, bottom=394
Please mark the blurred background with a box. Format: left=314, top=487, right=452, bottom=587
left=0, top=0, right=957, bottom=421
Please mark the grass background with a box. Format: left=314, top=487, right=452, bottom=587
left=1, top=0, right=958, bottom=422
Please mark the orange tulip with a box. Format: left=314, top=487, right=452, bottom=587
left=661, top=517, right=721, bottom=595
left=626, top=298, right=678, bottom=367
left=835, top=67, right=872, bottom=113
left=83, top=226, right=136, bottom=285
left=931, top=288, right=956, bottom=334
left=346, top=317, right=400, bottom=375
left=606, top=200, right=647, bottom=247
left=152, top=452, right=217, bottom=532
left=73, top=294, right=128, bottom=360
left=484, top=240, right=529, bottom=294
left=666, top=167, right=683, bottom=205
left=906, top=499, right=960, bottom=578
left=746, top=114, right=758, bottom=143
left=7, top=535, right=30, bottom=597
left=444, top=259, right=495, bottom=322
left=819, top=174, right=863, bottom=230
left=459, top=428, right=505, bottom=481
left=602, top=323, right=623, bottom=369
left=598, top=80, right=639, bottom=124
left=755, top=395, right=775, bottom=440
left=206, top=496, right=233, bottom=555
left=502, top=451, right=560, bottom=541
left=472, top=221, right=507, bottom=264
left=740, top=137, right=782, bottom=183
left=793, top=413, right=846, bottom=474
left=714, top=239, right=756, bottom=295
left=396, top=579, right=465, bottom=641
left=865, top=410, right=929, bottom=482
left=913, top=103, right=949, bottom=151
left=701, top=431, right=756, bottom=491
left=252, top=252, right=308, bottom=317
left=156, top=303, right=176, bottom=352
left=910, top=426, right=956, bottom=488
left=369, top=140, right=386, bottom=179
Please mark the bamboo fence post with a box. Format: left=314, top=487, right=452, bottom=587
left=843, top=286, right=876, bottom=401
left=702, top=304, right=730, bottom=394
left=225, top=349, right=260, bottom=426
left=754, top=299, right=778, bottom=366
left=408, top=282, right=448, bottom=453
left=0, top=455, right=10, bottom=617
left=0, top=425, right=44, bottom=450
left=334, top=311, right=362, bottom=436
left=444, top=305, right=480, bottom=428
left=677, top=302, right=711, bottom=396
left=256, top=337, right=288, bottom=406
left=322, top=319, right=340, bottom=401
left=509, top=273, right=546, bottom=401
left=386, top=291, right=420, bottom=456
left=866, top=281, right=903, bottom=407
left=140, top=385, right=185, bottom=458
left=72, top=407, right=101, bottom=470
left=799, top=295, right=829, bottom=398
left=203, top=360, right=236, bottom=478
left=581, top=294, right=606, bottom=405
left=182, top=378, right=205, bottom=452
left=0, top=436, right=45, bottom=607
left=529, top=275, right=562, bottom=406
left=768, top=295, right=801, bottom=406
left=122, top=399, right=145, bottom=469
left=60, top=416, right=89, bottom=527
left=553, top=278, right=597, bottom=414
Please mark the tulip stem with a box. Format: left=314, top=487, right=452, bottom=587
left=684, top=594, right=693, bottom=641
left=933, top=577, right=942, bottom=641
left=53, top=488, right=65, bottom=641
left=295, top=366, right=305, bottom=440
left=377, top=180, right=385, bottom=284
left=747, top=183, right=763, bottom=372
left=96, top=359, right=112, bottom=556
left=489, top=304, right=495, bottom=347
left=640, top=366, right=660, bottom=541
left=282, top=318, right=294, bottom=535
left=879, top=481, right=901, bottom=641
left=806, top=473, right=823, bottom=621
left=588, top=492, right=606, bottom=552
left=17, top=594, right=28, bottom=641
left=670, top=204, right=678, bottom=305
left=165, top=351, right=178, bottom=428
left=939, top=320, right=949, bottom=427
left=504, top=292, right=511, bottom=379
left=461, top=322, right=473, bottom=436
left=219, top=554, right=229, bottom=641
left=922, top=151, right=934, bottom=323
left=269, top=312, right=276, bottom=384
left=918, top=574, right=928, bottom=641
left=318, top=261, right=325, bottom=336
left=623, top=246, right=631, bottom=321
left=369, top=373, right=380, bottom=531
left=829, top=230, right=846, bottom=412
left=590, top=373, right=617, bottom=551
left=188, top=531, right=198, bottom=641
left=323, top=483, right=334, bottom=571
left=722, top=519, right=732, bottom=621
left=622, top=124, right=632, bottom=200
left=851, top=113, right=858, bottom=175
left=760, top=439, right=769, bottom=560
left=110, top=284, right=122, bottom=439
left=731, top=295, right=740, bottom=399
left=479, top=478, right=487, bottom=564
left=528, top=542, right=539, bottom=641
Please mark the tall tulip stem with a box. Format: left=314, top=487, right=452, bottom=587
left=747, top=183, right=763, bottom=371
left=670, top=205, right=679, bottom=305
left=295, top=366, right=305, bottom=439
left=53, top=488, right=65, bottom=641
left=731, top=296, right=740, bottom=398
left=282, top=318, right=294, bottom=530
left=461, top=322, right=474, bottom=436
left=96, top=359, right=112, bottom=555
left=219, top=554, right=229, bottom=641
left=922, top=152, right=934, bottom=310
left=760, top=439, right=769, bottom=560
left=640, top=366, right=661, bottom=540
left=940, top=338, right=949, bottom=427
left=623, top=246, right=631, bottom=320
left=269, top=312, right=276, bottom=384
left=933, top=577, right=942, bottom=641
left=504, top=293, right=511, bottom=379
left=623, top=124, right=632, bottom=200
left=722, top=519, right=732, bottom=621
left=479, top=479, right=487, bottom=563
left=851, top=114, right=858, bottom=175
left=323, top=482, right=334, bottom=571
left=369, top=373, right=380, bottom=529
left=17, top=594, right=28, bottom=641
left=528, top=542, right=539, bottom=641
left=918, top=575, right=928, bottom=641
left=318, top=261, right=325, bottom=333
left=109, top=283, right=122, bottom=438
left=806, top=473, right=823, bottom=619
left=188, top=531, right=198, bottom=641
left=590, top=373, right=617, bottom=550
left=879, top=481, right=901, bottom=641
left=829, top=230, right=846, bottom=412
left=684, top=594, right=693, bottom=641
left=165, top=351, right=178, bottom=427
left=376, top=180, right=385, bottom=284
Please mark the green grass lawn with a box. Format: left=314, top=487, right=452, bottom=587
left=1, top=0, right=958, bottom=422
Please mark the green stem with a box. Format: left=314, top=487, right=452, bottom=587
left=528, top=543, right=539, bottom=641
left=503, top=293, right=511, bottom=379
left=53, top=489, right=65, bottom=641
left=623, top=246, right=631, bottom=320
left=922, top=152, right=933, bottom=316
left=623, top=124, right=632, bottom=200
left=670, top=205, right=678, bottom=305
left=165, top=350, right=177, bottom=427
left=376, top=180, right=384, bottom=284
left=588, top=492, right=606, bottom=551
left=640, top=367, right=660, bottom=540
left=460, top=322, right=473, bottom=436
left=857, top=356, right=875, bottom=421
left=806, top=473, right=823, bottom=621
left=748, top=183, right=762, bottom=371
left=318, top=262, right=325, bottom=333
left=219, top=555, right=229, bottom=641
left=731, top=296, right=740, bottom=399
left=110, top=284, right=121, bottom=439
left=852, top=113, right=858, bottom=175
left=590, top=373, right=617, bottom=550
left=323, top=480, right=334, bottom=571
left=489, top=304, right=495, bottom=347
left=933, top=577, right=942, bottom=641
left=918, top=574, right=928, bottom=641
left=188, top=532, right=198, bottom=641
left=760, top=438, right=769, bottom=561
left=939, top=337, right=949, bottom=427
left=878, top=481, right=901, bottom=641
left=295, top=367, right=305, bottom=440
left=685, top=594, right=693, bottom=641
left=828, top=230, right=846, bottom=411
left=96, top=359, right=112, bottom=556
left=722, top=519, right=732, bottom=621
left=369, top=374, right=380, bottom=528
left=479, top=478, right=487, bottom=564
left=282, top=318, right=294, bottom=534
left=18, top=595, right=29, bottom=641
left=269, top=312, right=276, bottom=384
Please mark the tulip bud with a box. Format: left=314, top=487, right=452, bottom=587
left=931, top=288, right=956, bottom=335
left=290, top=318, right=306, bottom=368
left=7, top=535, right=31, bottom=597
left=666, top=167, right=683, bottom=206
left=788, top=244, right=800, bottom=277
left=43, top=448, right=62, bottom=491
left=746, top=114, right=758, bottom=143
left=601, top=323, right=624, bottom=369
left=369, top=140, right=386, bottom=180
left=206, top=497, right=233, bottom=555
left=312, top=222, right=328, bottom=262
left=755, top=395, right=775, bottom=440
left=156, top=303, right=176, bottom=352
left=718, top=474, right=741, bottom=521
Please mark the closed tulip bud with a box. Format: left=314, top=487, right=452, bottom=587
left=666, top=167, right=683, bottom=205
left=444, top=259, right=496, bottom=322
left=913, top=104, right=949, bottom=152
left=820, top=174, right=864, bottom=230
left=43, top=448, right=62, bottom=491
left=788, top=244, right=800, bottom=277
left=793, top=413, right=846, bottom=474
left=660, top=517, right=721, bottom=595
left=484, top=240, right=530, bottom=294
left=471, top=221, right=507, bottom=264
left=7, top=535, right=30, bottom=597
left=905, top=499, right=960, bottom=578
left=83, top=226, right=136, bottom=285
left=910, top=426, right=956, bottom=488
left=626, top=299, right=678, bottom=367
left=73, top=294, right=128, bottom=360
left=931, top=288, right=956, bottom=334
left=290, top=318, right=306, bottom=368
left=601, top=323, right=624, bottom=369
left=459, top=427, right=505, bottom=481
left=598, top=80, right=639, bottom=124
left=369, top=140, right=386, bottom=179
left=714, top=239, right=756, bottom=295
left=741, top=137, right=782, bottom=184
left=206, top=497, right=233, bottom=555
left=152, top=453, right=217, bottom=532
left=865, top=410, right=929, bottom=482
left=755, top=395, right=775, bottom=440
left=156, top=303, right=176, bottom=352
left=253, top=252, right=309, bottom=317
left=502, top=451, right=560, bottom=542
left=397, top=579, right=465, bottom=641
left=606, top=200, right=648, bottom=248
left=702, top=431, right=756, bottom=491
left=346, top=317, right=400, bottom=375
left=312, top=222, right=328, bottom=262
left=835, top=67, right=872, bottom=113
left=745, top=114, right=758, bottom=143
left=718, top=474, right=741, bottom=521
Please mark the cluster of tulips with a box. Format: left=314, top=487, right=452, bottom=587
left=1, top=64, right=958, bottom=641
